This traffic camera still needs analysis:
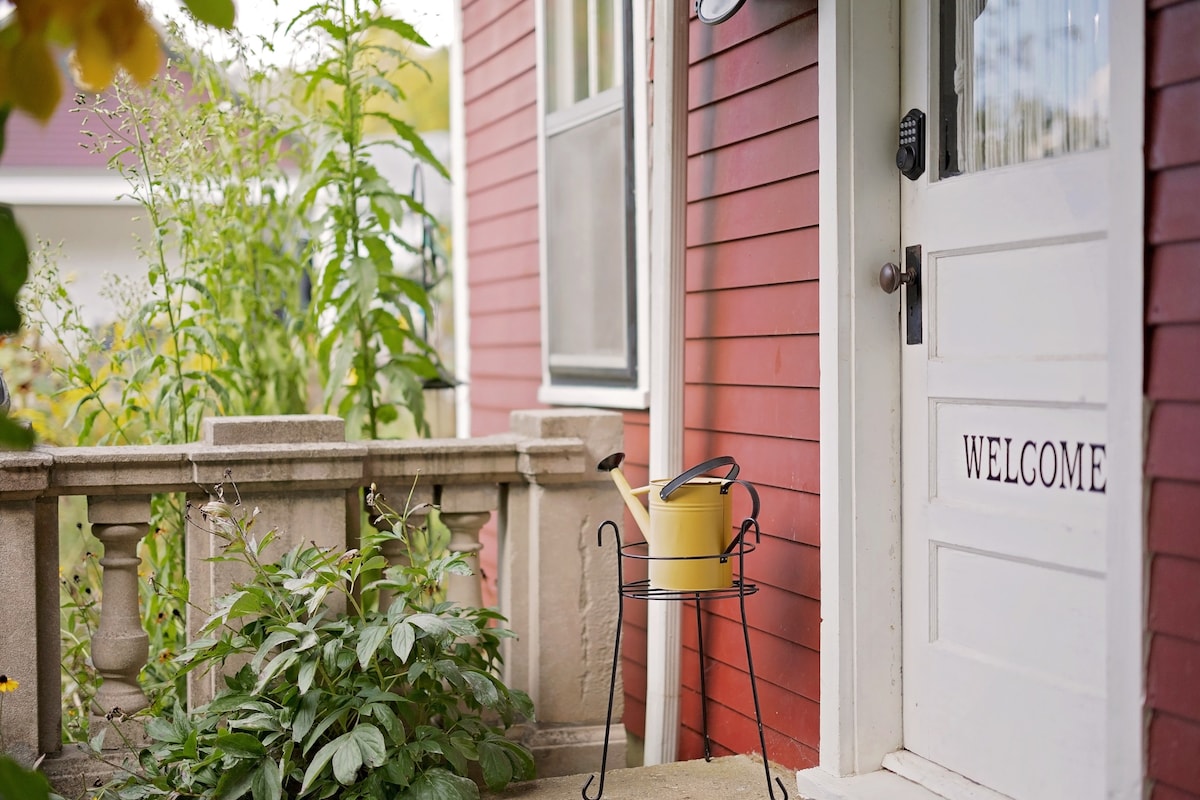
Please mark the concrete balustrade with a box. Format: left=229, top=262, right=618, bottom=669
left=87, top=497, right=152, bottom=722
left=0, top=409, right=626, bottom=792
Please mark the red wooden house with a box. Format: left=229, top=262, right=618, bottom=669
left=451, top=1, right=1199, bottom=798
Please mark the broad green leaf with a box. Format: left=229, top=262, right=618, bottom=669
left=252, top=629, right=299, bottom=670
left=0, top=754, right=52, bottom=800
left=476, top=740, right=513, bottom=792
left=0, top=206, right=28, bottom=334
left=146, top=716, right=181, bottom=743
left=367, top=16, right=429, bottom=47
left=215, top=732, right=266, bottom=759
left=182, top=0, right=235, bottom=29
left=213, top=761, right=255, bottom=800
left=462, top=670, right=500, bottom=707
left=254, top=650, right=299, bottom=694
left=390, top=620, right=416, bottom=662
left=356, top=623, right=389, bottom=669
left=404, top=768, right=480, bottom=800
left=292, top=691, right=320, bottom=743
left=250, top=757, right=282, bottom=800
left=297, top=656, right=318, bottom=696
left=408, top=613, right=451, bottom=637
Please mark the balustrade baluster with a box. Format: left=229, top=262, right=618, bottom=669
left=87, top=497, right=150, bottom=726
left=442, top=511, right=488, bottom=609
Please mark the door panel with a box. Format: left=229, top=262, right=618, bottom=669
left=900, top=2, right=1110, bottom=798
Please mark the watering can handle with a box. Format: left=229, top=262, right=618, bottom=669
left=658, top=456, right=740, bottom=501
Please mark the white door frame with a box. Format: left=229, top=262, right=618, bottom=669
left=815, top=1, right=1145, bottom=796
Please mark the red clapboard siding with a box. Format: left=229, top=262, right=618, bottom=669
left=469, top=309, right=541, bottom=348
left=1148, top=326, right=1200, bottom=400
left=1149, top=713, right=1200, bottom=797
left=688, top=14, right=818, bottom=110
left=467, top=242, right=540, bottom=283
left=1154, top=783, right=1200, bottom=800
left=750, top=486, right=820, bottom=546
left=461, top=0, right=523, bottom=40
left=471, top=408, right=517, bottom=437
left=1149, top=480, right=1200, bottom=561
left=468, top=376, right=540, bottom=413
left=1150, top=556, right=1200, bottom=641
left=464, top=33, right=537, bottom=103
left=686, top=227, right=820, bottom=291
left=1147, top=402, right=1200, bottom=481
left=693, top=587, right=820, bottom=651
left=683, top=384, right=818, bottom=441
left=681, top=431, right=820, bottom=494
left=686, top=282, right=820, bottom=338
left=465, top=70, right=537, bottom=132
left=464, top=345, right=541, bottom=380
left=467, top=139, right=537, bottom=190
left=1149, top=165, right=1200, bottom=245
left=679, top=655, right=819, bottom=745
left=1147, top=242, right=1200, bottom=324
left=687, top=121, right=819, bottom=202
left=1149, top=81, right=1200, bottom=169
left=680, top=613, right=820, bottom=702
left=1148, top=635, right=1200, bottom=721
left=687, top=174, right=819, bottom=246
left=466, top=207, right=538, bottom=254
left=464, top=104, right=539, bottom=163
left=677, top=695, right=819, bottom=768
left=468, top=173, right=539, bottom=223
left=689, top=67, right=818, bottom=154
left=690, top=0, right=817, bottom=61
left=685, top=335, right=819, bottom=389
left=1147, top=8, right=1200, bottom=790
left=462, top=1, right=534, bottom=72
left=1149, top=2, right=1200, bottom=88
left=468, top=276, right=540, bottom=315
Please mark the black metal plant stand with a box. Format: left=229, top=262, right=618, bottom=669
left=581, top=518, right=788, bottom=800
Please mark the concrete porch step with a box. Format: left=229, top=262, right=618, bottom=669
left=482, top=754, right=795, bottom=800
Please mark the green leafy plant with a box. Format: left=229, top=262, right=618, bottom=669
left=94, top=483, right=535, bottom=800
left=290, top=0, right=448, bottom=439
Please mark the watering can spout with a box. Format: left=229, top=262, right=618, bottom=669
left=597, top=452, right=652, bottom=538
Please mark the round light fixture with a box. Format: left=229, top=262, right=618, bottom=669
left=696, top=0, right=747, bottom=25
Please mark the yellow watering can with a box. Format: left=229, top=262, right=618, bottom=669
left=597, top=453, right=760, bottom=591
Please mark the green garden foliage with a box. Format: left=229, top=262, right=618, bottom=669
left=5, top=0, right=454, bottom=746
left=93, top=484, right=535, bottom=800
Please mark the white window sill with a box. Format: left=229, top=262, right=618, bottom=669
left=537, top=383, right=649, bottom=410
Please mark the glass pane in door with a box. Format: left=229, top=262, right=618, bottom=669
left=939, top=0, right=1109, bottom=176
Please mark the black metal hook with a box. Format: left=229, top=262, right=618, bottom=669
left=769, top=775, right=790, bottom=799
left=582, top=519, right=625, bottom=800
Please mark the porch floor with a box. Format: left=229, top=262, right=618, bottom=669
left=482, top=754, right=795, bottom=800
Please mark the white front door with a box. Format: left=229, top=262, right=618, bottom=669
left=899, top=2, right=1111, bottom=798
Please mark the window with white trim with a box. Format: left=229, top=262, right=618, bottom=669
left=538, top=0, right=645, bottom=406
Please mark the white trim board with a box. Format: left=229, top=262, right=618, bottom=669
left=814, top=0, right=1144, bottom=797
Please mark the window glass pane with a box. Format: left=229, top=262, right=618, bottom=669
left=545, top=107, right=630, bottom=379
left=596, top=0, right=617, bottom=93
left=546, top=0, right=561, bottom=112
left=572, top=0, right=590, bottom=104
left=940, top=0, right=1109, bottom=176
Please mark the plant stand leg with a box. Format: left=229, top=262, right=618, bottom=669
left=695, top=597, right=713, bottom=762
left=583, top=521, right=625, bottom=800
left=738, top=578, right=788, bottom=799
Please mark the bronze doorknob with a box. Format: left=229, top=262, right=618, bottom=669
left=879, top=261, right=914, bottom=294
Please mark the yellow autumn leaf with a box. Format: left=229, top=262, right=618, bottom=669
left=117, top=20, right=161, bottom=84
left=71, top=24, right=117, bottom=91
left=8, top=33, right=62, bottom=121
